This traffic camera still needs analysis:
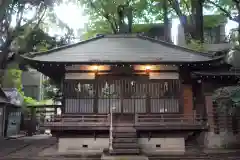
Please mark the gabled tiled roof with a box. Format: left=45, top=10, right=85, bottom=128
left=23, top=34, right=214, bottom=63
left=0, top=88, right=8, bottom=103
left=2, top=88, right=23, bottom=106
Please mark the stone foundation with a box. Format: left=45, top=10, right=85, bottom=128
left=101, top=154, right=149, bottom=160
left=58, top=138, right=109, bottom=154
left=203, top=131, right=240, bottom=148
left=139, top=138, right=185, bottom=154
left=58, top=137, right=185, bottom=154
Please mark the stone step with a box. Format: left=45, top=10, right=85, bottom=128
left=109, top=148, right=140, bottom=155
left=113, top=142, right=138, bottom=149
left=113, top=132, right=137, bottom=138
left=101, top=154, right=148, bottom=160
left=113, top=137, right=137, bottom=143
left=113, top=127, right=136, bottom=132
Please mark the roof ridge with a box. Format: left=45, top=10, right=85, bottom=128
left=137, top=34, right=214, bottom=58
left=26, top=35, right=105, bottom=58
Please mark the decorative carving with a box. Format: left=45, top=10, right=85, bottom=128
left=75, top=82, right=81, bottom=92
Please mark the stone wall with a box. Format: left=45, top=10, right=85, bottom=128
left=202, top=95, right=240, bottom=148
left=203, top=131, right=240, bottom=148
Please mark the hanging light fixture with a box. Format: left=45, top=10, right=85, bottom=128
left=92, top=65, right=99, bottom=71
left=145, top=65, right=151, bottom=71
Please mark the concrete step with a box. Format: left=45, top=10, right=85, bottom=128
left=109, top=148, right=140, bottom=155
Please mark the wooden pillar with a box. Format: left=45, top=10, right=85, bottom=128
left=61, top=78, right=65, bottom=114
left=146, top=82, right=151, bottom=113
left=28, top=107, right=36, bottom=136
left=93, top=79, right=98, bottom=113
left=192, top=80, right=205, bottom=120
left=182, top=84, right=194, bottom=120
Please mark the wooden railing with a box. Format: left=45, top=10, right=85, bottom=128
left=44, top=114, right=109, bottom=126
left=135, top=114, right=203, bottom=126
left=43, top=113, right=205, bottom=127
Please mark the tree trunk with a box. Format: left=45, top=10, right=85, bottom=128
left=0, top=37, right=13, bottom=86
left=170, top=0, right=194, bottom=43
left=0, top=50, right=10, bottom=86
left=195, top=0, right=204, bottom=42
left=163, top=0, right=170, bottom=42
left=238, top=22, right=240, bottom=45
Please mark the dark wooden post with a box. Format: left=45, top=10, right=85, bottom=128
left=93, top=79, right=98, bottom=113
left=28, top=107, right=36, bottom=136
left=54, top=106, right=57, bottom=115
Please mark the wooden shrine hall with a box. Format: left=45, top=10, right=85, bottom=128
left=20, top=33, right=239, bottom=155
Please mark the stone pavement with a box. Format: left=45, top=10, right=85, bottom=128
left=0, top=135, right=57, bottom=159
left=1, top=135, right=240, bottom=160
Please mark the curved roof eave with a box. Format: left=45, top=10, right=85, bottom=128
left=20, top=54, right=225, bottom=65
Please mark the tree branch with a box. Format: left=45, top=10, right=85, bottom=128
left=16, top=4, right=25, bottom=30
left=183, top=0, right=194, bottom=24
left=0, top=0, right=12, bottom=23
left=205, top=0, right=237, bottom=22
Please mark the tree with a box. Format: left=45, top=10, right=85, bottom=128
left=81, top=0, right=207, bottom=43
left=204, top=0, right=240, bottom=67
left=80, top=0, right=164, bottom=38
left=0, top=0, right=73, bottom=85
left=205, top=0, right=240, bottom=42
left=0, top=1, right=47, bottom=84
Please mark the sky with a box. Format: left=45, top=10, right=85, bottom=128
left=54, top=3, right=239, bottom=43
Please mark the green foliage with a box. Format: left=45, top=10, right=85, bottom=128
left=80, top=0, right=164, bottom=38
left=82, top=23, right=163, bottom=39
left=22, top=95, right=38, bottom=106
left=1, top=68, right=41, bottom=106
left=213, top=86, right=240, bottom=115
left=132, top=23, right=159, bottom=33
left=203, top=15, right=227, bottom=28
left=186, top=14, right=227, bottom=28
left=2, top=69, right=22, bottom=89
left=42, top=78, right=61, bottom=101
left=187, top=39, right=206, bottom=52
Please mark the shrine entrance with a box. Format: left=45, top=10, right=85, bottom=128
left=97, top=74, right=148, bottom=125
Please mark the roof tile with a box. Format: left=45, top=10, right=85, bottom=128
left=27, top=34, right=213, bottom=63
